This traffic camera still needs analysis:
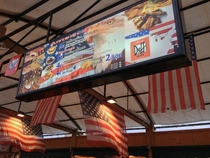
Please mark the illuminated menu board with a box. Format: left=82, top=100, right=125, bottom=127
left=16, top=0, right=190, bottom=101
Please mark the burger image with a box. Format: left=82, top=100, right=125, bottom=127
left=46, top=56, right=55, bottom=65
left=45, top=64, right=54, bottom=71
left=43, top=71, right=53, bottom=80
left=47, top=46, right=56, bottom=54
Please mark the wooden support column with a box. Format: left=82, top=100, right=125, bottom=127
left=70, top=131, right=78, bottom=158
left=148, top=147, right=152, bottom=158
left=146, top=123, right=154, bottom=158
left=71, top=131, right=78, bottom=147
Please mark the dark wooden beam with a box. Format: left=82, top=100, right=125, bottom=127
left=0, top=24, right=6, bottom=37
left=0, top=24, right=27, bottom=54
left=0, top=107, right=77, bottom=133
left=59, top=106, right=82, bottom=130
left=2, top=0, right=49, bottom=26
left=84, top=89, right=150, bottom=128
left=0, top=0, right=79, bottom=43
left=123, top=80, right=153, bottom=124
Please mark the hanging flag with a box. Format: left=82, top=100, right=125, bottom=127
left=4, top=54, right=22, bottom=76
left=147, top=34, right=205, bottom=113
left=78, top=91, right=128, bottom=158
left=30, top=95, right=62, bottom=127
left=0, top=113, right=45, bottom=153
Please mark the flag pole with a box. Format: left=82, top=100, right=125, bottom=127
left=104, top=84, right=106, bottom=97
left=17, top=101, right=22, bottom=112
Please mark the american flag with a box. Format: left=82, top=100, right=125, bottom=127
left=125, top=29, right=149, bottom=39
left=0, top=113, right=45, bottom=153
left=30, top=95, right=62, bottom=127
left=147, top=34, right=205, bottom=113
left=150, top=20, right=177, bottom=54
left=78, top=91, right=128, bottom=158
left=125, top=20, right=177, bottom=55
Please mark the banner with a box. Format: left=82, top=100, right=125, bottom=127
left=147, top=35, right=205, bottom=113
left=5, top=54, right=22, bottom=76
left=30, top=95, right=62, bottom=127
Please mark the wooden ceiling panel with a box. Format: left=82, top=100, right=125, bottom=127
left=63, top=105, right=84, bottom=119
left=195, top=33, right=210, bottom=59
left=180, top=0, right=202, bottom=8
left=182, top=2, right=210, bottom=33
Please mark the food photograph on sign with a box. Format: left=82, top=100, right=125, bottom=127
left=18, top=46, right=44, bottom=94
left=39, top=35, right=95, bottom=88
left=124, top=0, right=176, bottom=65
left=17, top=0, right=180, bottom=96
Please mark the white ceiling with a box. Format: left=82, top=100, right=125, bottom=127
left=0, top=0, right=210, bottom=137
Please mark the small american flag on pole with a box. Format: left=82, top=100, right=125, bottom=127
left=30, top=95, right=62, bottom=127
left=147, top=34, right=205, bottom=113
left=78, top=91, right=128, bottom=158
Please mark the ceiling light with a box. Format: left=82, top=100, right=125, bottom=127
left=17, top=111, right=25, bottom=117
left=106, top=96, right=116, bottom=104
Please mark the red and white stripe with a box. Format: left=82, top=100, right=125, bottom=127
left=167, top=31, right=178, bottom=54
left=150, top=20, right=174, bottom=35
left=147, top=60, right=205, bottom=113
left=150, top=20, right=175, bottom=38
left=84, top=104, right=128, bottom=158
left=150, top=20, right=177, bottom=54
left=0, top=113, right=45, bottom=153
left=30, top=95, right=62, bottom=127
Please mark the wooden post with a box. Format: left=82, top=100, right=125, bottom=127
left=71, top=131, right=78, bottom=147
left=146, top=123, right=154, bottom=158
left=148, top=146, right=153, bottom=158
left=70, top=131, right=78, bottom=158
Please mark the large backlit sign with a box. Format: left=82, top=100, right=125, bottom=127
left=16, top=0, right=190, bottom=101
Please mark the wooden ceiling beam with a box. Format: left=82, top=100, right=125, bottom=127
left=2, top=38, right=27, bottom=54
left=123, top=80, right=153, bottom=124
left=59, top=106, right=82, bottom=130
left=0, top=24, right=6, bottom=37
left=84, top=89, right=150, bottom=128
left=0, top=24, right=27, bottom=54
left=0, top=107, right=77, bottom=133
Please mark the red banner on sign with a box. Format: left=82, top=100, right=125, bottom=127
left=5, top=54, right=22, bottom=76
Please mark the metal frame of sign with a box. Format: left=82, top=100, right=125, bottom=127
left=16, top=0, right=190, bottom=102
